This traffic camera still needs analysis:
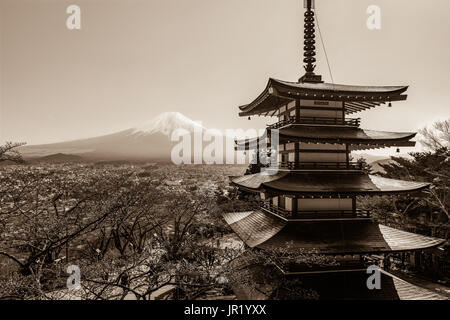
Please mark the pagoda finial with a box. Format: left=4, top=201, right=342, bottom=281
left=299, top=0, right=323, bottom=83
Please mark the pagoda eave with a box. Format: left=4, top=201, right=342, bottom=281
left=234, top=128, right=416, bottom=151
left=239, top=78, right=409, bottom=117
left=278, top=127, right=417, bottom=144
left=231, top=173, right=431, bottom=196
left=223, top=210, right=446, bottom=255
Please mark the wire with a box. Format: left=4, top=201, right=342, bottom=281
left=315, top=12, right=334, bottom=85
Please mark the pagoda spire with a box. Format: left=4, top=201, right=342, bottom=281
left=299, top=0, right=323, bottom=83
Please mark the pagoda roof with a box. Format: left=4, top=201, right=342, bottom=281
left=279, top=127, right=416, bottom=142
left=231, top=172, right=430, bottom=195
left=223, top=210, right=445, bottom=255
left=232, top=267, right=449, bottom=300
left=235, top=127, right=416, bottom=151
left=239, top=78, right=408, bottom=117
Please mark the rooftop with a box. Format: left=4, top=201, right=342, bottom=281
left=239, top=78, right=409, bottom=117
left=223, top=210, right=445, bottom=255
left=235, top=127, right=416, bottom=151
left=231, top=172, right=430, bottom=195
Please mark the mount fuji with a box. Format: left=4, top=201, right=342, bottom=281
left=19, top=112, right=210, bottom=162
left=131, top=112, right=205, bottom=136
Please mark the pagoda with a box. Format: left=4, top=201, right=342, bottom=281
left=223, top=0, right=445, bottom=282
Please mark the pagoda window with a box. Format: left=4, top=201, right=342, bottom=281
left=299, top=99, right=344, bottom=120
left=279, top=196, right=286, bottom=209
left=297, top=198, right=353, bottom=212
left=288, top=152, right=295, bottom=162
left=300, top=99, right=343, bottom=109
left=299, top=152, right=347, bottom=163
left=286, top=143, right=295, bottom=151
left=300, top=109, right=343, bottom=119
left=272, top=197, right=279, bottom=207
left=285, top=197, right=293, bottom=212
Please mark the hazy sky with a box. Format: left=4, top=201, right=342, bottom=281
left=1, top=0, right=449, bottom=151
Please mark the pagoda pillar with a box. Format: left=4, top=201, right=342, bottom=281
left=345, top=144, right=350, bottom=167
left=352, top=196, right=356, bottom=215
left=342, top=102, right=346, bottom=121
left=292, top=196, right=298, bottom=216
left=256, top=137, right=260, bottom=165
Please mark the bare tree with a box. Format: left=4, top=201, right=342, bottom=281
left=154, top=190, right=214, bottom=261
left=419, top=118, right=450, bottom=152
left=0, top=142, right=26, bottom=164
left=424, top=173, right=450, bottom=221
left=420, top=117, right=450, bottom=220
left=0, top=167, right=136, bottom=299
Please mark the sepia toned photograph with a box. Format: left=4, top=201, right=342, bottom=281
left=0, top=0, right=449, bottom=311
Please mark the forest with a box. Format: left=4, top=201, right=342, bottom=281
left=0, top=119, right=448, bottom=300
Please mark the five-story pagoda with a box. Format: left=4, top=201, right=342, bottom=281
left=224, top=0, right=445, bottom=276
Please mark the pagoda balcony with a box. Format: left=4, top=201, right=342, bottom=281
left=260, top=202, right=371, bottom=220
left=267, top=116, right=361, bottom=130
left=267, top=117, right=297, bottom=130
left=260, top=201, right=293, bottom=218
left=279, top=161, right=363, bottom=171
left=298, top=116, right=361, bottom=127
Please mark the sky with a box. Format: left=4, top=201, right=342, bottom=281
left=1, top=0, right=449, bottom=155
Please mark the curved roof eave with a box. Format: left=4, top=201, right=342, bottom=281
left=238, top=78, right=409, bottom=117
left=223, top=210, right=445, bottom=255
left=278, top=127, right=417, bottom=143
left=271, top=78, right=409, bottom=95
left=232, top=173, right=431, bottom=195
left=234, top=129, right=417, bottom=150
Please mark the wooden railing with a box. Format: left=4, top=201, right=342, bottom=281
left=260, top=202, right=371, bottom=220
left=298, top=116, right=361, bottom=127
left=267, top=117, right=296, bottom=130
left=260, top=202, right=294, bottom=218
left=295, top=209, right=371, bottom=219
left=267, top=116, right=361, bottom=130
left=279, top=161, right=363, bottom=170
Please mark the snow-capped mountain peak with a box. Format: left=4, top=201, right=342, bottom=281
left=131, top=112, right=205, bottom=136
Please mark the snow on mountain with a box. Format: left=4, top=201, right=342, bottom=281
left=131, top=112, right=205, bottom=136
left=19, top=112, right=214, bottom=161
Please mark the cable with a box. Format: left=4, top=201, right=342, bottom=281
left=315, top=12, right=334, bottom=85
